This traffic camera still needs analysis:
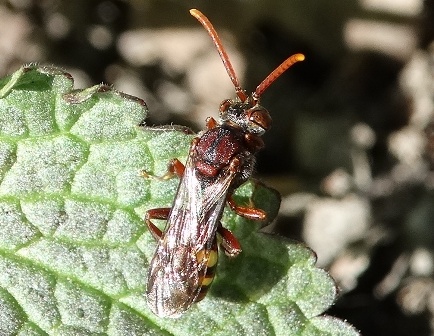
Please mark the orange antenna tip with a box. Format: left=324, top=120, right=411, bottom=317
left=189, top=9, right=200, bottom=17
left=295, top=53, right=305, bottom=62
left=254, top=52, right=305, bottom=99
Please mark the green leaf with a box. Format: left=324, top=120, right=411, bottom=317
left=0, top=65, right=359, bottom=335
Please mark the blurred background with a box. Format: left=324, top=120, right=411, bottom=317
left=1, top=0, right=433, bottom=335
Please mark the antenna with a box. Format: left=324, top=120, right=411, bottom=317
left=190, top=9, right=248, bottom=102
left=253, top=53, right=305, bottom=102
left=190, top=9, right=304, bottom=104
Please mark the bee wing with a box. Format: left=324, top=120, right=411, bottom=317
left=147, top=149, right=237, bottom=317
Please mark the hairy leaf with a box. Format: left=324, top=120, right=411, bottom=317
left=0, top=66, right=359, bottom=335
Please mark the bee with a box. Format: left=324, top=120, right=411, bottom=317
left=145, top=8, right=304, bottom=318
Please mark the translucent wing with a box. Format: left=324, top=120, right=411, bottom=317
left=146, top=141, right=237, bottom=317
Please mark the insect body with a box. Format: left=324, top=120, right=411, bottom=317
left=145, top=8, right=304, bottom=318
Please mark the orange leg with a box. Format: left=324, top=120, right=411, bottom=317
left=141, top=158, right=185, bottom=180
left=225, top=155, right=267, bottom=221
left=217, top=224, right=242, bottom=257
left=227, top=195, right=266, bottom=221
left=145, top=208, right=171, bottom=240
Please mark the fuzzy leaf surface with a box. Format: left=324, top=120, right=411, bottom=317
left=0, top=66, right=359, bottom=335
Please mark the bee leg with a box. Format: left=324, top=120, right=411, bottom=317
left=227, top=195, right=267, bottom=221
left=145, top=208, right=171, bottom=240
left=141, top=158, right=185, bottom=180
left=217, top=224, right=242, bottom=257
left=160, top=158, right=185, bottom=179
left=141, top=138, right=200, bottom=180
left=226, top=156, right=266, bottom=220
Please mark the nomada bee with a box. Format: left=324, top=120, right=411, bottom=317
left=145, top=8, right=304, bottom=318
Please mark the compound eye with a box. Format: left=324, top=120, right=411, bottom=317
left=219, top=99, right=232, bottom=112
left=248, top=108, right=271, bottom=132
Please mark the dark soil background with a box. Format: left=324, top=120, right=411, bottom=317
left=1, top=1, right=433, bottom=335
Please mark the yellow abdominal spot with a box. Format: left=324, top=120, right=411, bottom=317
left=196, top=249, right=218, bottom=267
left=207, top=250, right=218, bottom=267
left=201, top=275, right=214, bottom=286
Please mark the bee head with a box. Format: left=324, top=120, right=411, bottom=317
left=218, top=99, right=271, bottom=136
